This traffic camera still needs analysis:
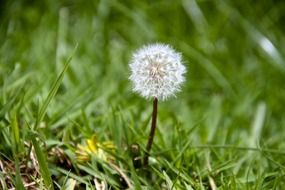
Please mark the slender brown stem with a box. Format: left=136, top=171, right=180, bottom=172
left=144, top=97, right=158, bottom=166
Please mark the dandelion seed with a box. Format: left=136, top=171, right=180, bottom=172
left=129, top=43, right=186, bottom=165
left=129, top=43, right=186, bottom=101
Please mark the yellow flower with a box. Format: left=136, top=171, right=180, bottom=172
left=75, top=135, right=116, bottom=163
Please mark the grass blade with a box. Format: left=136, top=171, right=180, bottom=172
left=30, top=45, right=78, bottom=189
left=11, top=114, right=25, bottom=190
left=31, top=134, right=54, bottom=190
left=163, top=170, right=176, bottom=190
left=34, top=44, right=78, bottom=130
left=14, top=157, right=25, bottom=190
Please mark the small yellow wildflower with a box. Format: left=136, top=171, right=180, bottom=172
left=75, top=134, right=116, bottom=163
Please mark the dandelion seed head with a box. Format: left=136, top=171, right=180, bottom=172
left=129, top=43, right=186, bottom=101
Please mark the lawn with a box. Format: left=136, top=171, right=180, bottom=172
left=1, top=0, right=285, bottom=189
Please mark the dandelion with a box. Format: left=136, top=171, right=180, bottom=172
left=75, top=134, right=116, bottom=163
left=129, top=43, right=186, bottom=165
left=129, top=43, right=186, bottom=101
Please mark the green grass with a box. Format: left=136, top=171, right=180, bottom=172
left=1, top=0, right=285, bottom=189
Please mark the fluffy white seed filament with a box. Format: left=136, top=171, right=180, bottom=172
left=129, top=43, right=186, bottom=101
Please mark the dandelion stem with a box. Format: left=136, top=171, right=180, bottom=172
left=144, top=97, right=158, bottom=166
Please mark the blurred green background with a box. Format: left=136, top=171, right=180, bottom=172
left=1, top=0, right=285, bottom=189
left=1, top=0, right=285, bottom=141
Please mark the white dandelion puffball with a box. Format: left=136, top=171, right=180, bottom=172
left=129, top=43, right=186, bottom=101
